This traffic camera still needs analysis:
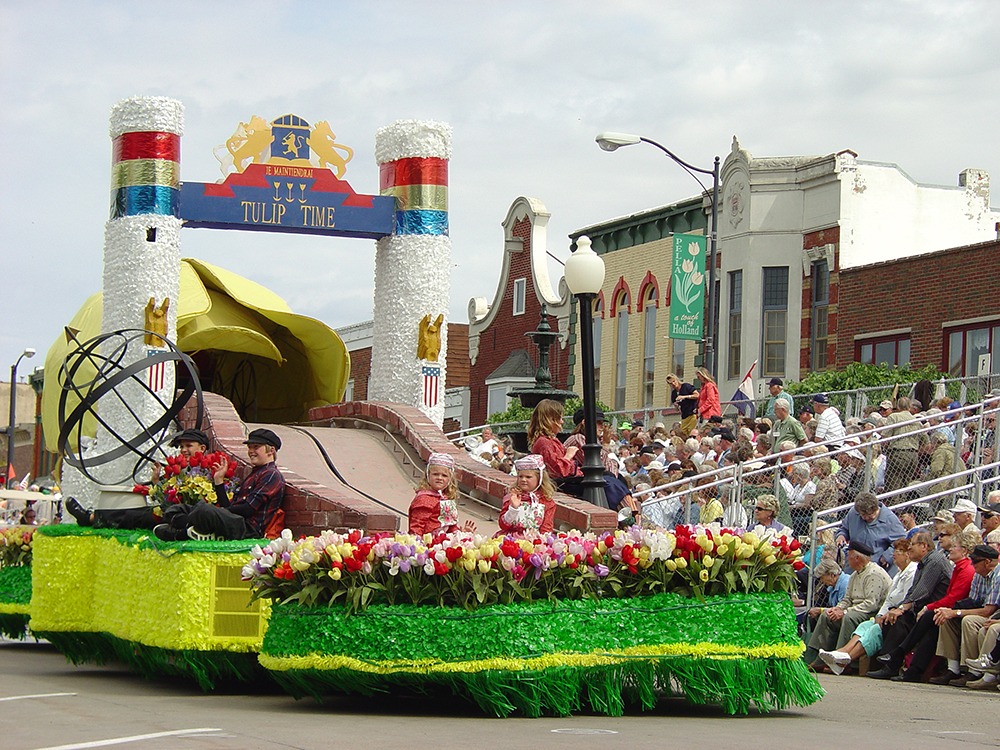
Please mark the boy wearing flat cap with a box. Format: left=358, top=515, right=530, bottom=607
left=155, top=428, right=285, bottom=541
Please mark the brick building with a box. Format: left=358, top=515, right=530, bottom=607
left=467, top=197, right=572, bottom=426
left=837, top=238, right=1000, bottom=376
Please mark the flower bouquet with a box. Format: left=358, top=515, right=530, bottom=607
left=0, top=525, right=34, bottom=638
left=133, top=452, right=238, bottom=510
left=249, top=525, right=823, bottom=716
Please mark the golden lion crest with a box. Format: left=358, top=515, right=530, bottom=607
left=214, top=114, right=355, bottom=179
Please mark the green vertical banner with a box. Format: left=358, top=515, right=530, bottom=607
left=669, top=233, right=706, bottom=341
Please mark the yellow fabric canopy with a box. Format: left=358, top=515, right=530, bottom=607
left=42, top=259, right=349, bottom=452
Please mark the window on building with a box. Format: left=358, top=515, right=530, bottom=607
left=728, top=270, right=742, bottom=379
left=811, top=260, right=830, bottom=371
left=856, top=334, right=910, bottom=368
left=944, top=320, right=1000, bottom=377
left=641, top=285, right=657, bottom=406
left=672, top=340, right=685, bottom=380
left=614, top=290, right=630, bottom=410
left=593, top=297, right=603, bottom=396
left=761, top=267, right=788, bottom=377
left=343, top=379, right=355, bottom=402
left=512, top=278, right=526, bottom=316
left=486, top=378, right=533, bottom=417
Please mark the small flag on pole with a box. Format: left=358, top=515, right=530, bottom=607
left=422, top=364, right=441, bottom=408
left=146, top=349, right=166, bottom=391
left=731, top=360, right=757, bottom=418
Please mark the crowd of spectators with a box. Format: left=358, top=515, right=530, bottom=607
left=461, top=377, right=1000, bottom=688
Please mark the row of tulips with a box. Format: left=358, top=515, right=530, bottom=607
left=242, top=524, right=804, bottom=612
left=0, top=526, right=34, bottom=567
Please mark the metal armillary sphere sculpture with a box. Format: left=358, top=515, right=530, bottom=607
left=56, top=329, right=203, bottom=484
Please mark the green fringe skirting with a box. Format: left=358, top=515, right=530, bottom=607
left=31, top=630, right=262, bottom=691
left=260, top=592, right=824, bottom=716
left=0, top=565, right=32, bottom=639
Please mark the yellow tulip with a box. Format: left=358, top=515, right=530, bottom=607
left=702, top=555, right=714, bottom=569
left=675, top=556, right=688, bottom=569
left=665, top=559, right=677, bottom=572
left=328, top=568, right=342, bottom=580
left=700, top=569, right=710, bottom=582
left=716, top=544, right=729, bottom=556
left=764, top=554, right=777, bottom=565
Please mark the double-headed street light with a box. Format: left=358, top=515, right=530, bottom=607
left=6, top=347, right=36, bottom=488
left=595, top=132, right=720, bottom=379
left=564, top=235, right=608, bottom=509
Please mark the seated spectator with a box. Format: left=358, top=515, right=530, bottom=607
left=949, top=497, right=980, bottom=533
left=808, top=558, right=851, bottom=625
left=896, top=502, right=931, bottom=539
left=781, top=463, right=817, bottom=537
left=751, top=494, right=793, bottom=540
left=808, top=540, right=892, bottom=669
left=930, top=542, right=999, bottom=687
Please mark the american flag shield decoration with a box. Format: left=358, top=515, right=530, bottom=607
left=146, top=349, right=167, bottom=391
left=422, top=364, right=441, bottom=408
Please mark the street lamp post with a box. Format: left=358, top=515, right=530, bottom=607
left=6, top=347, right=36, bottom=488
left=595, top=132, right=720, bottom=379
left=564, top=235, right=608, bottom=509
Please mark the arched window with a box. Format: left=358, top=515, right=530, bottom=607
left=614, top=289, right=630, bottom=410
left=641, top=282, right=657, bottom=406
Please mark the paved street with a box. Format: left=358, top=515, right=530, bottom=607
left=1, top=639, right=996, bottom=750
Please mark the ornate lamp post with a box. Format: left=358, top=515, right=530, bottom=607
left=6, top=347, right=35, bottom=488
left=564, top=236, right=608, bottom=508
left=595, top=132, right=720, bottom=379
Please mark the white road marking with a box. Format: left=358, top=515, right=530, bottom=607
left=0, top=692, right=76, bottom=702
left=33, top=727, right=223, bottom=750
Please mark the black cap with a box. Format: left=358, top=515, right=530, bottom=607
left=970, top=544, right=999, bottom=563
left=572, top=407, right=606, bottom=425
left=768, top=377, right=783, bottom=386
left=632, top=419, right=644, bottom=427
left=708, top=415, right=723, bottom=424
left=170, top=429, right=210, bottom=448
left=639, top=445, right=656, bottom=455
left=716, top=427, right=735, bottom=442
left=848, top=540, right=874, bottom=556
left=812, top=393, right=829, bottom=405
left=978, top=502, right=1000, bottom=516
left=244, top=428, right=282, bottom=450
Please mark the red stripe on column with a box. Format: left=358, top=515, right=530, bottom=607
left=113, top=132, right=181, bottom=163
left=379, top=157, right=448, bottom=190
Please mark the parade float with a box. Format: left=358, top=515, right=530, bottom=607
left=247, top=524, right=823, bottom=716
left=3, top=95, right=823, bottom=717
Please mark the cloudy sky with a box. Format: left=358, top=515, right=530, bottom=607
left=1, top=1, right=998, bottom=380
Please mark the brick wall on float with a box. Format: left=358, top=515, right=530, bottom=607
left=835, top=238, right=1000, bottom=370
left=178, top=391, right=398, bottom=536
left=469, top=217, right=571, bottom=426
left=799, top=227, right=840, bottom=375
